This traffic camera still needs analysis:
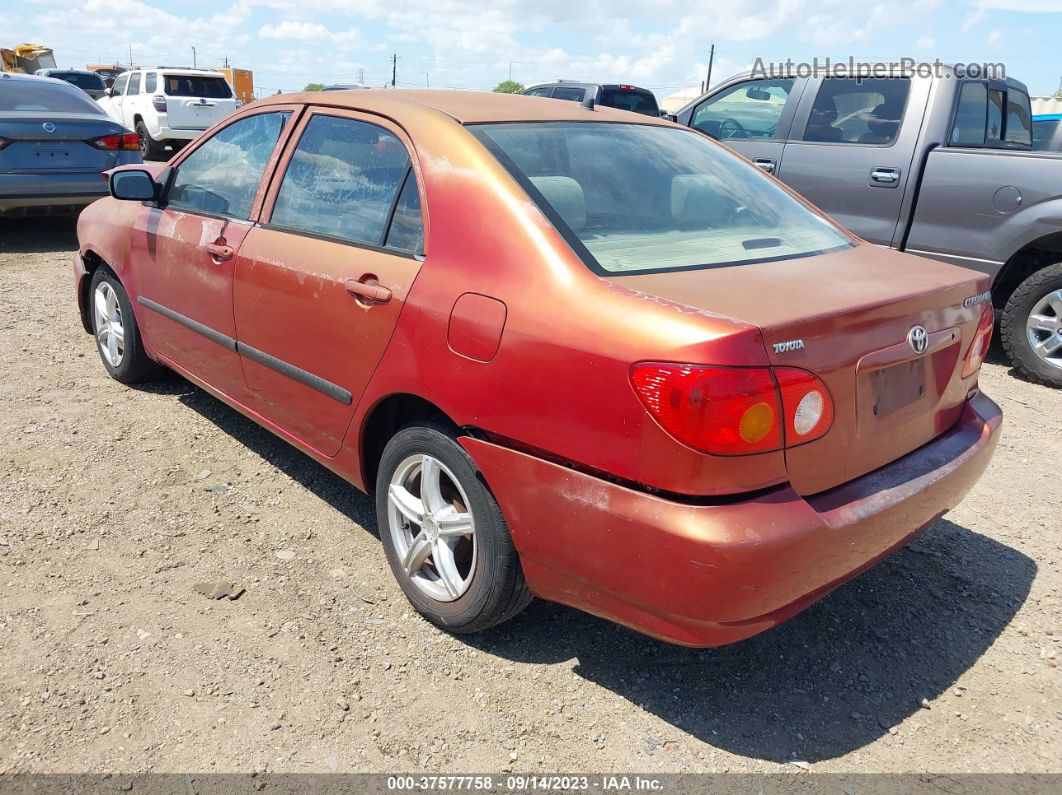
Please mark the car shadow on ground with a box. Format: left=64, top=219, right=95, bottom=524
left=0, top=216, right=79, bottom=254
left=142, top=373, right=1034, bottom=764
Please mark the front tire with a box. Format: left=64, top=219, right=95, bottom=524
left=135, top=120, right=166, bottom=161
left=1000, top=263, right=1062, bottom=388
left=375, top=421, right=532, bottom=634
left=89, top=268, right=161, bottom=384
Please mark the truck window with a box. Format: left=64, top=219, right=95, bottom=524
left=987, top=90, right=1004, bottom=141
left=803, top=77, right=909, bottom=145
left=1004, top=92, right=1032, bottom=146
left=1033, top=119, right=1061, bottom=150
left=552, top=87, right=586, bottom=102
left=691, top=79, right=794, bottom=140
left=144, top=72, right=156, bottom=94
left=951, top=82, right=988, bottom=145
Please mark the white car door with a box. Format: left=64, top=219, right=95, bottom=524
left=122, top=72, right=142, bottom=130
left=99, top=72, right=128, bottom=125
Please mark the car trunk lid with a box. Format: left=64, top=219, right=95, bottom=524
left=0, top=113, right=125, bottom=173
left=616, top=243, right=991, bottom=495
left=161, top=75, right=237, bottom=130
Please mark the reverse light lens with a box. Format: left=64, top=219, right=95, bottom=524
left=962, top=303, right=994, bottom=379
left=793, top=390, right=825, bottom=436
left=91, top=133, right=140, bottom=151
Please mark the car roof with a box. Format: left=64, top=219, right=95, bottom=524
left=252, top=88, right=672, bottom=125
left=137, top=68, right=226, bottom=77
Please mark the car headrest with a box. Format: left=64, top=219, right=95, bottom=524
left=529, top=176, right=586, bottom=231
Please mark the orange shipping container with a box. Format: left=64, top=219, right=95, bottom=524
left=215, top=67, right=254, bottom=105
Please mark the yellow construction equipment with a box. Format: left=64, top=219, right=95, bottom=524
left=1, top=43, right=58, bottom=74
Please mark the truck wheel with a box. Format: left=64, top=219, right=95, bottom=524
left=1000, top=262, right=1062, bottom=388
left=135, top=121, right=167, bottom=162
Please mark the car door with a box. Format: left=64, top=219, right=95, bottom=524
left=122, top=72, right=142, bottom=130
left=102, top=72, right=128, bottom=125
left=232, top=108, right=426, bottom=456
left=774, top=75, right=929, bottom=246
left=133, top=108, right=299, bottom=401
left=678, top=77, right=805, bottom=175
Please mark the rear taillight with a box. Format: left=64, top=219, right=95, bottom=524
left=631, top=364, right=782, bottom=455
left=91, top=133, right=140, bottom=151
left=961, top=303, right=994, bottom=379
left=152, top=95, right=167, bottom=112
left=631, top=363, right=833, bottom=455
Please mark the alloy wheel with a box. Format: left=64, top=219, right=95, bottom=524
left=1026, top=289, right=1062, bottom=370
left=93, top=281, right=125, bottom=368
left=387, top=454, right=476, bottom=602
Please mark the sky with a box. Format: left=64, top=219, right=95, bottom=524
left=5, top=0, right=1062, bottom=99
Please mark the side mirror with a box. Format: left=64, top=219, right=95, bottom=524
left=110, top=170, right=157, bottom=202
left=660, top=112, right=678, bottom=122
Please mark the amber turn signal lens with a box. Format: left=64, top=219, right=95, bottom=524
left=738, top=401, right=775, bottom=443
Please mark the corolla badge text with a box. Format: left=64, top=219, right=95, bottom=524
left=963, top=290, right=991, bottom=308
left=772, top=339, right=805, bottom=354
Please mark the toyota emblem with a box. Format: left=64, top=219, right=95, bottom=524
left=907, top=325, right=929, bottom=355
left=42, top=122, right=56, bottom=133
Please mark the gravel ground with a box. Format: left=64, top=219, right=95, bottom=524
left=0, top=216, right=1059, bottom=775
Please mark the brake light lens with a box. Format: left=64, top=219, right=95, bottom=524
left=152, top=94, right=167, bottom=112
left=91, top=133, right=140, bottom=151
left=631, top=363, right=834, bottom=455
left=962, top=303, right=994, bottom=379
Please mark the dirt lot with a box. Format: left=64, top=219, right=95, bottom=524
left=0, top=216, right=1059, bottom=775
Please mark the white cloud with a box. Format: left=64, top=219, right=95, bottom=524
left=962, top=8, right=989, bottom=29
left=975, top=0, right=1062, bottom=9
left=259, top=20, right=362, bottom=45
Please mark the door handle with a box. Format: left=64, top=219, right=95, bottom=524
left=870, top=167, right=900, bottom=186
left=753, top=158, right=776, bottom=174
left=344, top=277, right=392, bottom=304
left=206, top=242, right=234, bottom=261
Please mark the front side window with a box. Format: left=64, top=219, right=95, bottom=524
left=692, top=79, right=795, bottom=140
left=472, top=122, right=851, bottom=275
left=270, top=115, right=412, bottom=248
left=168, top=112, right=290, bottom=219
left=552, top=87, right=586, bottom=102
left=803, top=77, right=910, bottom=145
left=112, top=74, right=129, bottom=96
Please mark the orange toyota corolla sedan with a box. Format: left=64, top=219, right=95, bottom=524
left=74, top=90, right=1001, bottom=647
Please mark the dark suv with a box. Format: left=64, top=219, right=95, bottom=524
left=522, top=82, right=661, bottom=116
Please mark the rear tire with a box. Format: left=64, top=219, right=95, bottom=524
left=89, top=268, right=161, bottom=384
left=135, top=121, right=166, bottom=162
left=375, top=420, right=532, bottom=634
left=1000, top=263, right=1062, bottom=388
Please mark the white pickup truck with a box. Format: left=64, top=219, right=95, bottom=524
left=98, top=67, right=238, bottom=161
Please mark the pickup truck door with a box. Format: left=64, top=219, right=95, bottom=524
left=677, top=76, right=806, bottom=176
left=774, top=75, right=930, bottom=246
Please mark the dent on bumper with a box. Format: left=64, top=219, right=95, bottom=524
left=461, top=393, right=1002, bottom=647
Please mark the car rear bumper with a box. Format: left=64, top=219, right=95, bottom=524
left=460, top=392, right=1002, bottom=647
left=0, top=172, right=110, bottom=212
left=155, top=125, right=207, bottom=141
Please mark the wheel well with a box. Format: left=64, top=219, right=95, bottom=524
left=360, top=394, right=459, bottom=493
left=133, top=114, right=143, bottom=128
left=78, top=250, right=108, bottom=332
left=993, top=233, right=1062, bottom=309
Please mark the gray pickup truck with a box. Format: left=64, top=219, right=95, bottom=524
left=676, top=67, right=1062, bottom=387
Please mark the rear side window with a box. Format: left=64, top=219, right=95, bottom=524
left=951, top=82, right=988, bottom=145
left=384, top=171, right=424, bottom=254
left=144, top=72, right=157, bottom=94
left=599, top=88, right=658, bottom=116
left=552, top=87, right=586, bottom=102
left=270, top=115, right=412, bottom=248
left=803, top=77, right=909, bottom=145
left=691, top=79, right=795, bottom=140
left=127, top=73, right=141, bottom=96
left=163, top=75, right=233, bottom=99
left=168, top=111, right=290, bottom=219
left=0, top=80, right=104, bottom=113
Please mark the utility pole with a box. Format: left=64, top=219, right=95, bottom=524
left=223, top=55, right=230, bottom=68
left=705, top=42, right=715, bottom=91
left=509, top=60, right=513, bottom=81
left=128, top=44, right=133, bottom=68
left=425, top=72, right=430, bottom=89
left=391, top=53, right=397, bottom=87
left=192, top=47, right=197, bottom=68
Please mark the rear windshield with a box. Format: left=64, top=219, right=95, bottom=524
left=599, top=88, right=659, bottom=116
left=162, top=75, right=233, bottom=98
left=1033, top=119, right=1060, bottom=150
left=471, top=122, right=851, bottom=275
left=0, top=80, right=105, bottom=114
left=51, top=72, right=105, bottom=90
